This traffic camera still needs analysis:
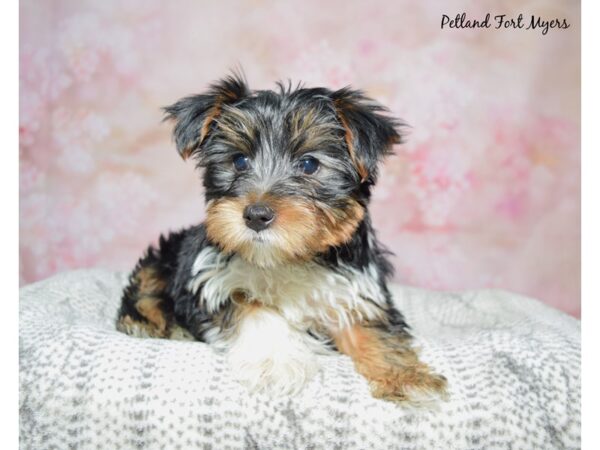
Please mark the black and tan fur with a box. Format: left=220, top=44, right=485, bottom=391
left=117, top=74, right=447, bottom=403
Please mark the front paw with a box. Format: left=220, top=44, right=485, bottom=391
left=370, top=366, right=448, bottom=405
left=228, top=352, right=318, bottom=396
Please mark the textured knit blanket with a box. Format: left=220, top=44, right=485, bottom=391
left=19, top=269, right=580, bottom=449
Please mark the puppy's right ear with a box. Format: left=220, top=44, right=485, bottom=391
left=163, top=75, right=250, bottom=159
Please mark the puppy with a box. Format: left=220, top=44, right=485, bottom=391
left=116, top=75, right=447, bottom=403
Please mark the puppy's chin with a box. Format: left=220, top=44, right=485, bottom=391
left=205, top=224, right=314, bottom=268
left=205, top=196, right=366, bottom=267
left=238, top=231, right=303, bottom=268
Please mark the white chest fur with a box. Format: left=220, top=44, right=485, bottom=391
left=187, top=246, right=385, bottom=330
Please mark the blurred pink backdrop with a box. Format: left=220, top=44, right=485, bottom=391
left=20, top=0, right=580, bottom=316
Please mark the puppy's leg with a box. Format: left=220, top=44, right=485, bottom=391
left=116, top=234, right=187, bottom=339
left=333, top=322, right=447, bottom=404
left=117, top=264, right=174, bottom=338
left=224, top=303, right=319, bottom=396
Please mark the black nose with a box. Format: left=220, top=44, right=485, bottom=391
left=243, top=203, right=275, bottom=232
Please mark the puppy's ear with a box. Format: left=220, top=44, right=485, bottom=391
left=331, top=88, right=403, bottom=183
left=163, top=75, right=250, bottom=159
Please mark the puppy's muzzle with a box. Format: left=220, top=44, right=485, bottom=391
left=243, top=203, right=275, bottom=232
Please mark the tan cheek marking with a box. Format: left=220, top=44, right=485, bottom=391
left=315, top=199, right=365, bottom=251
left=268, top=196, right=365, bottom=258
left=269, top=197, right=320, bottom=261
left=205, top=197, right=249, bottom=254
left=205, top=194, right=365, bottom=264
left=206, top=195, right=285, bottom=264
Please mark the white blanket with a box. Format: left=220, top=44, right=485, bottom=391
left=20, top=269, right=580, bottom=449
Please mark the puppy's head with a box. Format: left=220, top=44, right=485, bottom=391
left=164, top=75, right=403, bottom=267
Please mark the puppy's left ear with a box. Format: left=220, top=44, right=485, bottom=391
left=331, top=88, right=403, bottom=183
left=163, top=75, right=250, bottom=159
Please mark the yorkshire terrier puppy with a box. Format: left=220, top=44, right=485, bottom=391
left=116, top=74, right=447, bottom=403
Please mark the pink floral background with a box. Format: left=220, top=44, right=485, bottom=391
left=20, top=0, right=580, bottom=316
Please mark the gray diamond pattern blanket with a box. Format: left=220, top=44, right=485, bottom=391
left=20, top=269, right=580, bottom=449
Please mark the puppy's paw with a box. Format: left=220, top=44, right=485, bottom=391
left=229, top=353, right=318, bottom=396
left=370, top=366, right=448, bottom=406
left=224, top=305, right=321, bottom=396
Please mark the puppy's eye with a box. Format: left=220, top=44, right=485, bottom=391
left=232, top=154, right=249, bottom=172
left=299, top=156, right=320, bottom=175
